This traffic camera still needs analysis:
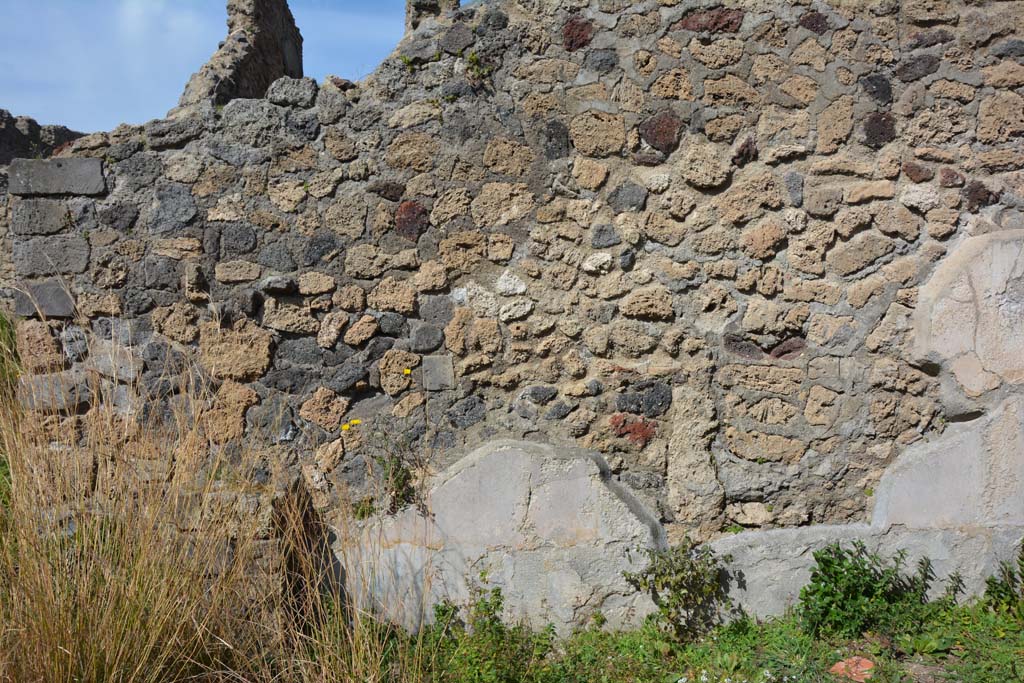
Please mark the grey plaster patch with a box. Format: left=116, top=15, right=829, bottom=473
left=422, top=355, right=456, bottom=391
left=339, top=440, right=664, bottom=634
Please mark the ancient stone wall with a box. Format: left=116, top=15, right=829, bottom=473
left=3, top=0, right=1023, bottom=623
left=0, top=112, right=84, bottom=291
left=406, top=0, right=462, bottom=32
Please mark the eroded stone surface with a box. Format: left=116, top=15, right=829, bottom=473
left=914, top=231, right=1024, bottom=390
left=174, top=0, right=303, bottom=114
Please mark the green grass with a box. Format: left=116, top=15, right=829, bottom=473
left=409, top=602, right=1024, bottom=683
left=370, top=602, right=1022, bottom=683
left=921, top=604, right=1024, bottom=682
left=376, top=541, right=1024, bottom=683
left=361, top=594, right=1023, bottom=683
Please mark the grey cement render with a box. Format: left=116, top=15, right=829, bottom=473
left=337, top=440, right=665, bottom=634
left=341, top=399, right=1024, bottom=627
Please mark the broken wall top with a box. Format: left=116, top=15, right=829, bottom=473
left=173, top=0, right=304, bottom=116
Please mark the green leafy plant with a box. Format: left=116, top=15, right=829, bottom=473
left=896, top=631, right=954, bottom=656
left=375, top=451, right=416, bottom=513
left=422, top=583, right=555, bottom=683
left=985, top=541, right=1024, bottom=619
left=624, top=537, right=734, bottom=642
left=363, top=427, right=431, bottom=515
left=798, top=541, right=962, bottom=638
left=465, top=51, right=493, bottom=84
left=543, top=622, right=677, bottom=683
left=352, top=497, right=376, bottom=520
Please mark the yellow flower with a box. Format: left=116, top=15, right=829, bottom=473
left=403, top=368, right=412, bottom=375
left=342, top=424, right=351, bottom=431
left=350, top=419, right=362, bottom=426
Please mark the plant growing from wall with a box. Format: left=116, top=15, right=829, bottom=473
left=465, top=51, right=493, bottom=86
left=624, top=537, right=733, bottom=642
left=399, top=54, right=416, bottom=73
left=364, top=427, right=431, bottom=515
left=379, top=450, right=416, bottom=514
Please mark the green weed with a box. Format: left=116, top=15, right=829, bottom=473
left=798, top=541, right=962, bottom=638
left=420, top=584, right=555, bottom=683
left=624, top=537, right=733, bottom=642
left=985, top=541, right=1024, bottom=619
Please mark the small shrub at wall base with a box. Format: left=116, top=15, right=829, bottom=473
left=420, top=585, right=556, bottom=683
left=624, top=537, right=734, bottom=642
left=986, top=541, right=1024, bottom=619
left=798, top=541, right=964, bottom=638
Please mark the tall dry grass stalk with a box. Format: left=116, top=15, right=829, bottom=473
left=0, top=356, right=269, bottom=681
left=0, top=320, right=446, bottom=683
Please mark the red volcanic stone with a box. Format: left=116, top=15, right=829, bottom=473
left=902, top=161, right=934, bottom=183
left=327, top=75, right=356, bottom=91
left=638, top=110, right=683, bottom=155
left=51, top=140, right=76, bottom=157
left=672, top=7, right=745, bottom=33
left=609, top=413, right=658, bottom=449
left=563, top=15, right=595, bottom=52
left=394, top=200, right=430, bottom=241
left=798, top=11, right=829, bottom=34
left=770, top=337, right=806, bottom=360
left=939, top=167, right=964, bottom=187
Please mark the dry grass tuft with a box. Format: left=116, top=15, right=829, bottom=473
left=0, top=324, right=437, bottom=683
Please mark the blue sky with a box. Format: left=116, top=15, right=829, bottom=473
left=0, top=0, right=406, bottom=133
